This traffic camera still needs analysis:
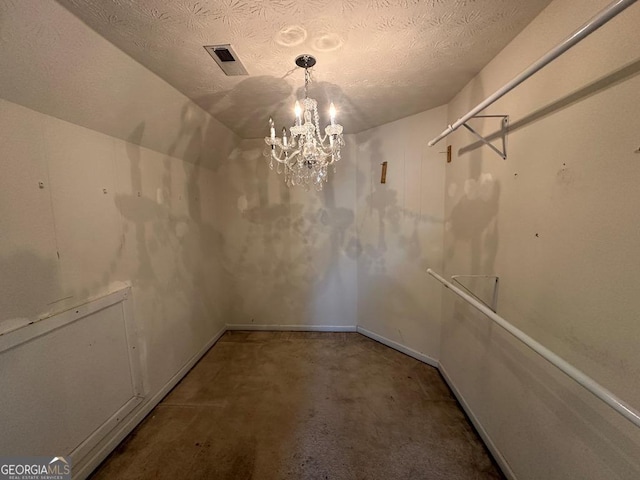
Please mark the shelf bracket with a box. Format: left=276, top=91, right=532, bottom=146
left=462, top=115, right=509, bottom=160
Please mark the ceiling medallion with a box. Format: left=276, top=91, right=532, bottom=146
left=264, top=54, right=344, bottom=191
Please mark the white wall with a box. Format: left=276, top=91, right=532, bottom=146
left=4, top=0, right=639, bottom=478
left=216, top=106, right=448, bottom=348
left=440, top=0, right=640, bottom=478
left=0, top=0, right=239, bottom=472
left=218, top=137, right=359, bottom=328
left=355, top=107, right=447, bottom=361
left=0, top=0, right=235, bottom=168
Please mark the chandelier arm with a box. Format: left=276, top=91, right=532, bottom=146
left=264, top=54, right=343, bottom=191
left=315, top=144, right=333, bottom=156
left=287, top=147, right=302, bottom=161
left=269, top=147, right=298, bottom=165
left=268, top=149, right=288, bottom=164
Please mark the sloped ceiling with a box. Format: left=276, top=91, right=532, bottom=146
left=56, top=0, right=552, bottom=138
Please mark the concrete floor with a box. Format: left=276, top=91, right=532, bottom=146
left=91, top=332, right=504, bottom=479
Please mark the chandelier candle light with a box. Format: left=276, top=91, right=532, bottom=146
left=264, top=55, right=344, bottom=191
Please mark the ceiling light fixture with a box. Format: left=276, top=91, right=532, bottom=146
left=264, top=55, right=344, bottom=191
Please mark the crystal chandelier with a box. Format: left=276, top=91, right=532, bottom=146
left=264, top=55, right=344, bottom=191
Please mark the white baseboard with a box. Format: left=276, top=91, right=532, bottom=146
left=356, top=326, right=439, bottom=368
left=73, top=324, right=227, bottom=480
left=74, top=323, right=511, bottom=480
left=226, top=324, right=357, bottom=332
left=438, top=363, right=516, bottom=480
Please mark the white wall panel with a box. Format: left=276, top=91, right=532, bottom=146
left=355, top=106, right=447, bottom=362
left=0, top=288, right=142, bottom=460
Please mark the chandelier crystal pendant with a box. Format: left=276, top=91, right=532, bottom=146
left=264, top=55, right=344, bottom=191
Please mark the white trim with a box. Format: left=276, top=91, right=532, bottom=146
left=121, top=292, right=145, bottom=398
left=72, top=324, right=227, bottom=480
left=0, top=286, right=130, bottom=353
left=356, top=326, right=439, bottom=368
left=69, top=292, right=144, bottom=465
left=438, top=363, right=517, bottom=480
left=226, top=324, right=357, bottom=332
left=69, top=395, right=142, bottom=466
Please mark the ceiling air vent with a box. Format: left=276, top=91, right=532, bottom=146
left=203, top=44, right=248, bottom=76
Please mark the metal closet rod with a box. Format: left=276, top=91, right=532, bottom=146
left=427, top=0, right=638, bottom=147
left=426, top=268, right=640, bottom=429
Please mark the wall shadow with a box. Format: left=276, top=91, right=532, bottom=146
left=354, top=128, right=445, bottom=345
left=458, top=58, right=640, bottom=156
left=196, top=74, right=370, bottom=139
left=446, top=175, right=500, bottom=275
left=445, top=71, right=500, bottom=280
left=196, top=75, right=292, bottom=140
left=220, top=139, right=356, bottom=326
left=106, top=101, right=241, bottom=384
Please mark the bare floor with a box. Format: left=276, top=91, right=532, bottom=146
left=91, top=332, right=504, bottom=479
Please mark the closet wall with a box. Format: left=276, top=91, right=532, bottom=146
left=440, top=0, right=640, bottom=478
left=355, top=106, right=447, bottom=361
left=0, top=0, right=238, bottom=471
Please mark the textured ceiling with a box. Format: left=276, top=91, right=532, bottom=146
left=56, top=0, right=552, bottom=138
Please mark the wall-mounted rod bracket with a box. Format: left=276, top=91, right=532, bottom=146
left=461, top=115, right=509, bottom=160
left=426, top=268, right=640, bottom=429
left=451, top=274, right=500, bottom=312
left=426, top=0, right=638, bottom=147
